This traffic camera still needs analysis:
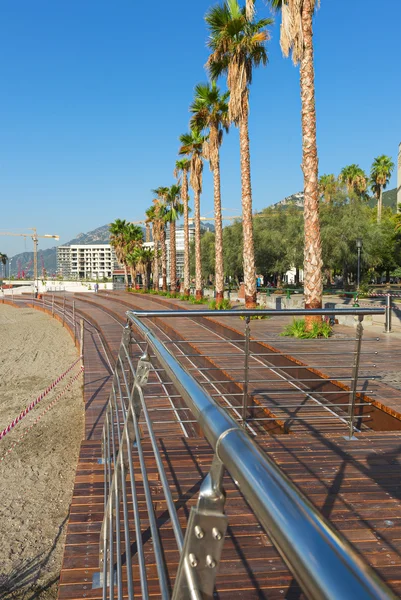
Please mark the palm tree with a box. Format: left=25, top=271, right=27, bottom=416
left=126, top=250, right=139, bottom=287
left=146, top=204, right=159, bottom=289
left=370, top=155, right=395, bottom=223
left=179, top=130, right=207, bottom=300
left=130, top=246, right=155, bottom=290
left=174, top=159, right=191, bottom=296
left=190, top=82, right=229, bottom=303
left=268, top=0, right=323, bottom=317
left=0, top=253, right=8, bottom=279
left=318, top=174, right=337, bottom=203
left=206, top=1, right=272, bottom=307
left=164, top=184, right=184, bottom=293
left=123, top=224, right=143, bottom=286
left=109, top=219, right=130, bottom=287
left=152, top=187, right=169, bottom=290
left=339, top=164, right=368, bottom=198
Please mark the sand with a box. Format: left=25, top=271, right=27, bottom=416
left=0, top=305, right=84, bottom=599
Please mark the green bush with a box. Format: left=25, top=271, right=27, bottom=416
left=208, top=298, right=232, bottom=310
left=240, top=306, right=271, bottom=320
left=180, top=294, right=190, bottom=301
left=281, top=318, right=332, bottom=339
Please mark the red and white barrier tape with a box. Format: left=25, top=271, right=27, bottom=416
left=0, top=367, right=84, bottom=462
left=0, top=356, right=83, bottom=441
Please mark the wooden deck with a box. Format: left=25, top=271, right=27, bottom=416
left=51, top=291, right=401, bottom=599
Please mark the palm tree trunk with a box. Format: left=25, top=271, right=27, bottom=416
left=239, top=111, right=256, bottom=308
left=183, top=170, right=190, bottom=296
left=170, top=220, right=177, bottom=293
left=145, top=223, right=151, bottom=243
left=160, top=227, right=167, bottom=291
left=124, top=264, right=129, bottom=288
left=143, top=267, right=148, bottom=290
left=194, top=189, right=203, bottom=299
left=213, top=133, right=224, bottom=303
left=300, top=0, right=323, bottom=324
left=153, top=227, right=159, bottom=290
left=377, top=186, right=383, bottom=223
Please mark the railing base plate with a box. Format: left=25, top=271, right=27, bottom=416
left=92, top=570, right=116, bottom=589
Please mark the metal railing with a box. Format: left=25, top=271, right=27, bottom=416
left=93, top=306, right=396, bottom=599
left=130, top=307, right=384, bottom=439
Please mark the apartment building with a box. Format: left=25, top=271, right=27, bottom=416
left=57, top=244, right=119, bottom=279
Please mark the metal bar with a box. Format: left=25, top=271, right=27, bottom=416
left=348, top=317, right=364, bottom=440
left=208, top=390, right=375, bottom=397
left=385, top=294, right=392, bottom=333
left=130, top=314, right=395, bottom=600
left=130, top=385, right=170, bottom=599
left=129, top=308, right=385, bottom=318
left=242, top=317, right=250, bottom=427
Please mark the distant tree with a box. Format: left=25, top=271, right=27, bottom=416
left=179, top=129, right=207, bottom=299
left=0, top=253, right=8, bottom=278
left=174, top=158, right=191, bottom=295
left=370, top=155, right=395, bottom=223
left=164, top=184, right=184, bottom=292
left=190, top=81, right=229, bottom=302
left=318, top=174, right=338, bottom=203
left=109, top=219, right=130, bottom=287
left=339, top=164, right=368, bottom=198
left=152, top=187, right=169, bottom=290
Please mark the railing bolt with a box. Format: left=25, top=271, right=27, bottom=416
left=189, top=553, right=198, bottom=568
left=206, top=555, right=216, bottom=569
left=212, top=527, right=222, bottom=540
left=194, top=526, right=204, bottom=539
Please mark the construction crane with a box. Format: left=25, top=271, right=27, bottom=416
left=0, top=228, right=59, bottom=290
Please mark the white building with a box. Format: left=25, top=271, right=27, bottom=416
left=57, top=244, right=119, bottom=279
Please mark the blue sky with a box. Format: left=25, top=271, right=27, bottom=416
left=1, top=0, right=400, bottom=256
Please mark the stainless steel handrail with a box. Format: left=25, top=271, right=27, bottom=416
left=128, top=307, right=385, bottom=318
left=127, top=309, right=394, bottom=600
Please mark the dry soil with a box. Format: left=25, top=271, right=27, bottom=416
left=0, top=305, right=84, bottom=599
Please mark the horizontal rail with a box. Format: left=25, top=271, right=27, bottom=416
left=128, top=307, right=385, bottom=318
left=129, top=313, right=394, bottom=600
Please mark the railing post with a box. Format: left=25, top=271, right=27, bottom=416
left=385, top=293, right=392, bottom=333
left=72, top=300, right=76, bottom=343
left=242, top=316, right=251, bottom=427
left=172, top=455, right=228, bottom=600
left=80, top=319, right=84, bottom=368
left=52, top=293, right=55, bottom=316
left=62, top=297, right=65, bottom=327
left=347, top=315, right=364, bottom=440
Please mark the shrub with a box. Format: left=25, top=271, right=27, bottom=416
left=209, top=298, right=232, bottom=310
left=240, top=306, right=271, bottom=320
left=180, top=294, right=190, bottom=301
left=281, top=318, right=332, bottom=339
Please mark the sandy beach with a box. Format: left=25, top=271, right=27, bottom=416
left=0, top=305, right=84, bottom=599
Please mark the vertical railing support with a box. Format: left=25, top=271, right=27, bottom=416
left=242, top=316, right=251, bottom=427
left=172, top=455, right=228, bottom=600
left=62, top=297, right=66, bottom=327
left=347, top=315, right=364, bottom=440
left=80, top=319, right=84, bottom=368
left=385, top=293, right=392, bottom=333
left=72, top=300, right=76, bottom=343
left=52, top=294, right=55, bottom=316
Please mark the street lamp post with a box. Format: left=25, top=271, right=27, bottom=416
left=356, top=238, right=362, bottom=289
